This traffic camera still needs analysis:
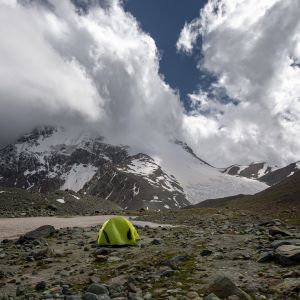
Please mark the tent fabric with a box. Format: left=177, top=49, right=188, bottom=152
left=97, top=216, right=140, bottom=246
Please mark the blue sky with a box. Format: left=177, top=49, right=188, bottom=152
left=124, top=0, right=208, bottom=110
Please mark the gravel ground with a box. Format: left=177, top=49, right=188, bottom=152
left=0, top=215, right=172, bottom=239
left=0, top=208, right=300, bottom=300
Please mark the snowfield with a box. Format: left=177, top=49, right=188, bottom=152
left=60, top=164, right=98, bottom=192
left=140, top=142, right=268, bottom=204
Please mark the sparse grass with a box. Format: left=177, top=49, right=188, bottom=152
left=286, top=216, right=300, bottom=225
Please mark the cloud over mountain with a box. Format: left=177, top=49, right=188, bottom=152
left=178, top=0, right=300, bottom=166
left=0, top=0, right=299, bottom=167
left=0, top=0, right=183, bottom=148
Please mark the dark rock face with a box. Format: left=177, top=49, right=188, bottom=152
left=18, top=225, right=55, bottom=243
left=222, top=162, right=272, bottom=180
left=83, top=153, right=189, bottom=210
left=0, top=127, right=189, bottom=210
left=223, top=161, right=300, bottom=186
left=259, top=162, right=300, bottom=185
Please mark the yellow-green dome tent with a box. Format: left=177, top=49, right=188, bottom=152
left=97, top=216, right=140, bottom=246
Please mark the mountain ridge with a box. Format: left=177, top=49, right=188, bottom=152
left=0, top=126, right=268, bottom=209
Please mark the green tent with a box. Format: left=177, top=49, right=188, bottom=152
left=97, top=216, right=140, bottom=246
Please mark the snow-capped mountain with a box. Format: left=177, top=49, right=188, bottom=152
left=0, top=127, right=268, bottom=209
left=221, top=162, right=277, bottom=180
left=258, top=161, right=300, bottom=185
left=222, top=161, right=300, bottom=186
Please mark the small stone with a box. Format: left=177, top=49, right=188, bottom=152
left=187, top=291, right=199, bottom=298
left=257, top=252, right=274, bottom=263
left=128, top=282, right=140, bottom=293
left=83, top=292, right=100, bottom=300
left=204, top=294, right=221, bottom=300
left=151, top=239, right=162, bottom=245
left=95, top=255, right=108, bottom=262
left=108, top=256, right=121, bottom=263
left=35, top=281, right=46, bottom=291
left=201, top=249, right=213, bottom=256
left=143, top=292, right=152, bottom=300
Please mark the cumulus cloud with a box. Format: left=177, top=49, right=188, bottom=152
left=0, top=0, right=184, bottom=148
left=1, top=0, right=300, bottom=167
left=178, top=0, right=300, bottom=166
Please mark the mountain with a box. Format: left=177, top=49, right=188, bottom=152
left=258, top=161, right=300, bottom=185
left=222, top=161, right=300, bottom=186
left=191, top=170, right=300, bottom=215
left=0, top=127, right=268, bottom=209
left=221, top=162, right=277, bottom=180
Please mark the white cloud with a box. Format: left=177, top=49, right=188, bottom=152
left=178, top=0, right=300, bottom=166
left=1, top=0, right=299, bottom=168
left=0, top=0, right=184, bottom=148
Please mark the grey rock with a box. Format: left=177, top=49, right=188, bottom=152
left=87, top=284, right=109, bottom=295
left=83, top=293, right=100, bottom=300
left=208, top=275, right=251, bottom=300
left=271, top=239, right=300, bottom=249
left=201, top=249, right=213, bottom=256
left=204, top=294, right=221, bottom=300
left=151, top=239, right=162, bottom=245
left=65, top=296, right=83, bottom=300
left=257, top=252, right=274, bottom=263
left=35, top=281, right=46, bottom=291
left=268, top=226, right=291, bottom=237
left=18, top=225, right=55, bottom=243
left=275, top=245, right=300, bottom=266
left=98, top=295, right=111, bottom=300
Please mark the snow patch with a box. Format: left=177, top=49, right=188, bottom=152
left=257, top=163, right=269, bottom=178
left=61, top=164, right=97, bottom=192
left=123, top=158, right=158, bottom=176
left=164, top=205, right=170, bottom=209
left=56, top=199, right=65, bottom=204
left=0, top=191, right=6, bottom=194
left=71, top=194, right=80, bottom=200
left=133, top=183, right=140, bottom=197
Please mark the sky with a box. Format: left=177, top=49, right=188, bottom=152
left=124, top=0, right=208, bottom=109
left=0, top=0, right=300, bottom=167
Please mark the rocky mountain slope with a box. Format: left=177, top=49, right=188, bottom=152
left=222, top=161, right=300, bottom=186
left=221, top=162, right=276, bottom=180
left=0, top=188, right=121, bottom=218
left=0, top=127, right=268, bottom=209
left=191, top=170, right=300, bottom=217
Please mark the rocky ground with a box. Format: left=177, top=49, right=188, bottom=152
left=0, top=188, right=121, bottom=218
left=0, top=208, right=300, bottom=300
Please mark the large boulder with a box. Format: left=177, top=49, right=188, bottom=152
left=271, top=239, right=300, bottom=249
left=268, top=226, right=291, bottom=237
left=208, top=275, right=252, bottom=300
left=18, top=225, right=55, bottom=243
left=270, top=278, right=300, bottom=294
left=275, top=245, right=300, bottom=266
